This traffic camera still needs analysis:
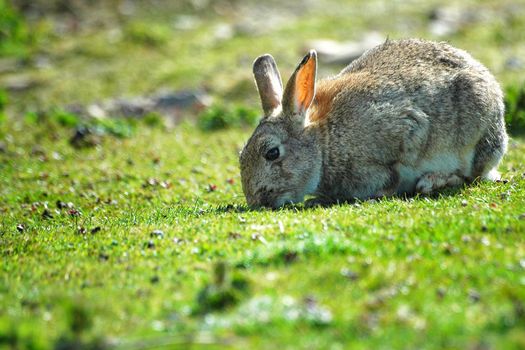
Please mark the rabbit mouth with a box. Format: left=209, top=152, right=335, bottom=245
left=273, top=195, right=300, bottom=209
left=256, top=190, right=302, bottom=209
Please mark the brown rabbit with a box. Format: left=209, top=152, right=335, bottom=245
left=239, top=39, right=508, bottom=208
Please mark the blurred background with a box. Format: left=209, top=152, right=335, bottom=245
left=2, top=2, right=525, bottom=348
left=1, top=0, right=525, bottom=132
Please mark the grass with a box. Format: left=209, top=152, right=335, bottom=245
left=1, top=0, right=525, bottom=349
left=1, top=119, right=524, bottom=349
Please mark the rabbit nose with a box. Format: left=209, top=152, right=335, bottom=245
left=258, top=191, right=274, bottom=208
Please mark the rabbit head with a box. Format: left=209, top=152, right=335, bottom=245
left=239, top=51, right=322, bottom=209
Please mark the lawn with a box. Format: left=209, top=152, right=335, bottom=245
left=1, top=1, right=525, bottom=349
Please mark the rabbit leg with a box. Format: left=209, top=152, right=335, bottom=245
left=415, top=172, right=464, bottom=194
left=471, top=124, right=507, bottom=181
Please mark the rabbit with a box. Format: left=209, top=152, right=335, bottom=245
left=239, top=38, right=508, bottom=209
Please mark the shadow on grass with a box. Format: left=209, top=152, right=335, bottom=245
left=212, top=184, right=481, bottom=214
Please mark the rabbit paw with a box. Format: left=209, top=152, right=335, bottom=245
left=415, top=173, right=463, bottom=194
left=484, top=168, right=501, bottom=181
left=304, top=197, right=337, bottom=208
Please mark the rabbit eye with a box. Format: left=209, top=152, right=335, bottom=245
left=264, top=147, right=280, bottom=161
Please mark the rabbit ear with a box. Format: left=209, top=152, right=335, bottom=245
left=253, top=54, right=283, bottom=117
left=282, top=50, right=317, bottom=124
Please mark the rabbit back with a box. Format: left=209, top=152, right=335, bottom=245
left=311, top=39, right=507, bottom=198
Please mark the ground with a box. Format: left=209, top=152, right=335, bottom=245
left=1, top=1, right=525, bottom=349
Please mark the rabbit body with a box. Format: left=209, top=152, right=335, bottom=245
left=240, top=39, right=508, bottom=208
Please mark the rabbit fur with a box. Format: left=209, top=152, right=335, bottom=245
left=239, top=39, right=508, bottom=208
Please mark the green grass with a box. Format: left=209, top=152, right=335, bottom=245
left=1, top=120, right=524, bottom=349
left=2, top=0, right=525, bottom=349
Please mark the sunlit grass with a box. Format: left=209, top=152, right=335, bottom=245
left=1, top=0, right=525, bottom=348
left=1, top=120, right=524, bottom=349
